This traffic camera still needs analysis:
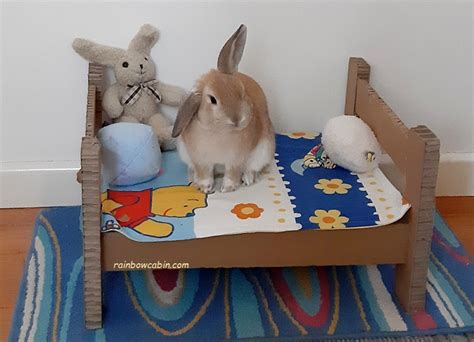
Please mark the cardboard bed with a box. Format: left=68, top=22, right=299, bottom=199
left=78, top=58, right=440, bottom=329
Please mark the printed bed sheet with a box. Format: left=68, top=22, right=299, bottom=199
left=100, top=133, right=410, bottom=242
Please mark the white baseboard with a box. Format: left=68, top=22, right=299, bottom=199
left=436, top=153, right=474, bottom=196
left=380, top=152, right=473, bottom=197
left=0, top=153, right=472, bottom=208
left=0, top=161, right=81, bottom=208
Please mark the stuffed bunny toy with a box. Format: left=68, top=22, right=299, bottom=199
left=172, top=25, right=275, bottom=193
left=72, top=24, right=186, bottom=150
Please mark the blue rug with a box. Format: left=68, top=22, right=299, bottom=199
left=9, top=207, right=473, bottom=341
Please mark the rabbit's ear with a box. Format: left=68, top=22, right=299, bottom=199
left=217, top=24, right=247, bottom=74
left=172, top=93, right=202, bottom=137
left=72, top=38, right=124, bottom=66
left=128, top=24, right=159, bottom=55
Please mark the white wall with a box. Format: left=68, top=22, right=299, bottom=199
left=1, top=1, right=473, bottom=207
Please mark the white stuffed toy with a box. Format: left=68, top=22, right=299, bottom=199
left=73, top=24, right=187, bottom=150
left=322, top=115, right=381, bottom=173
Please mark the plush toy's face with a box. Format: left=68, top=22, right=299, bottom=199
left=73, top=25, right=161, bottom=86
left=114, top=50, right=156, bottom=85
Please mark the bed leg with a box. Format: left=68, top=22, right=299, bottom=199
left=395, top=125, right=440, bottom=313
left=84, top=256, right=102, bottom=330
left=81, top=137, right=103, bottom=329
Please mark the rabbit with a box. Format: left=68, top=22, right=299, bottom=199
left=171, top=25, right=275, bottom=193
left=72, top=24, right=187, bottom=150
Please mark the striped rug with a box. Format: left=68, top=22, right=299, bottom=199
left=9, top=207, right=473, bottom=341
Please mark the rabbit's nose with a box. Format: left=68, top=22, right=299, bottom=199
left=140, top=64, right=143, bottom=69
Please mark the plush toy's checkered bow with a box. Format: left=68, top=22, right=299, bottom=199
left=121, top=80, right=162, bottom=106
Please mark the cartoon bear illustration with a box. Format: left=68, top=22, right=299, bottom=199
left=101, top=184, right=207, bottom=238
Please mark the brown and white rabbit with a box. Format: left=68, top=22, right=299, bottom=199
left=172, top=25, right=275, bottom=193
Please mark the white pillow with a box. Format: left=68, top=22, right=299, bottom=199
left=322, top=115, right=381, bottom=173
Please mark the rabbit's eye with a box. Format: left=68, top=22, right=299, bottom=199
left=122, top=62, right=129, bottom=68
left=209, top=95, right=217, bottom=105
left=144, top=57, right=148, bottom=61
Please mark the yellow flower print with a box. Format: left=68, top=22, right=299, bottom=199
left=314, top=178, right=352, bottom=194
left=310, top=209, right=349, bottom=229
left=284, top=132, right=317, bottom=139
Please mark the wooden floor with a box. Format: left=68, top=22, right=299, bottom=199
left=0, top=208, right=41, bottom=341
left=0, top=197, right=472, bottom=340
left=436, top=197, right=473, bottom=255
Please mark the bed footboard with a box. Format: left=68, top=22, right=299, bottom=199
left=345, top=57, right=440, bottom=313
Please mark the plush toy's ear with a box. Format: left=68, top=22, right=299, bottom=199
left=128, top=24, right=159, bottom=55
left=217, top=24, right=247, bottom=74
left=172, top=93, right=202, bottom=138
left=72, top=38, right=124, bottom=66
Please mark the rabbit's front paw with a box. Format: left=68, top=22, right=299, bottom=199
left=242, top=171, right=258, bottom=186
left=194, top=178, right=214, bottom=194
left=221, top=177, right=240, bottom=193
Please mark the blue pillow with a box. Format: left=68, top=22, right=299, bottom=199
left=98, top=123, right=162, bottom=186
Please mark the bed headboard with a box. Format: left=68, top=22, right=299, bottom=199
left=344, top=57, right=440, bottom=222
left=85, top=63, right=104, bottom=137
left=345, top=58, right=411, bottom=174
left=79, top=63, right=105, bottom=329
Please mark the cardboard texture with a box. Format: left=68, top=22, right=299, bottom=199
left=78, top=58, right=440, bottom=329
